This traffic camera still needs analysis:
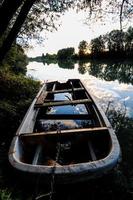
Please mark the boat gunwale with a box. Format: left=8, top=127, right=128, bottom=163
left=9, top=125, right=120, bottom=175
left=8, top=79, right=121, bottom=178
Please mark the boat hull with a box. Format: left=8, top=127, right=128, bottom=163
left=9, top=79, right=121, bottom=184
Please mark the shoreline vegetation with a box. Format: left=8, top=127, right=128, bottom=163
left=0, top=27, right=133, bottom=199
left=0, top=43, right=40, bottom=142
left=29, top=27, right=133, bottom=64
left=0, top=43, right=40, bottom=199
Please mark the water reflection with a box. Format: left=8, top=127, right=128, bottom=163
left=27, top=60, right=133, bottom=85
left=27, top=60, right=133, bottom=118
left=58, top=59, right=74, bottom=69
left=78, top=60, right=133, bottom=85
left=45, top=59, right=133, bottom=85
left=78, top=61, right=89, bottom=74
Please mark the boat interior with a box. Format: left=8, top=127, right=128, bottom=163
left=19, top=79, right=112, bottom=166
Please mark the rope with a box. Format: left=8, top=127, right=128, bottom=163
left=49, top=128, right=61, bottom=200
left=34, top=128, right=61, bottom=200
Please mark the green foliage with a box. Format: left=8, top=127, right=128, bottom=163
left=0, top=40, right=40, bottom=199
left=0, top=70, right=39, bottom=101
left=29, top=53, right=58, bottom=65
left=90, top=35, right=105, bottom=56
left=28, top=56, right=43, bottom=62
left=3, top=43, right=28, bottom=74
left=0, top=69, right=40, bottom=141
left=78, top=61, right=89, bottom=74
left=0, top=189, right=12, bottom=200
left=107, top=107, right=133, bottom=132
left=58, top=59, right=74, bottom=69
left=78, top=27, right=133, bottom=59
left=125, top=26, right=133, bottom=54
left=31, top=26, right=133, bottom=64
left=78, top=59, right=133, bottom=84
left=0, top=40, right=39, bottom=142
left=45, top=53, right=57, bottom=60
left=78, top=40, right=89, bottom=57
left=42, top=53, right=58, bottom=65
left=107, top=30, right=125, bottom=53
left=57, top=47, right=75, bottom=60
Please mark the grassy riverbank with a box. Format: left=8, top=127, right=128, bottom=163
left=0, top=71, right=40, bottom=199
left=0, top=44, right=40, bottom=199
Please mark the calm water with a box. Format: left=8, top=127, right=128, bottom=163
left=27, top=60, right=133, bottom=118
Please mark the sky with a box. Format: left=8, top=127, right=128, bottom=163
left=26, top=9, right=133, bottom=57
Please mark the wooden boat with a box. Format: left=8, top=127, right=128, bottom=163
left=9, top=79, right=121, bottom=184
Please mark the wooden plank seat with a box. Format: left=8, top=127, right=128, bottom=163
left=34, top=99, right=92, bottom=108
left=48, top=87, right=84, bottom=94
left=35, top=88, right=85, bottom=105
left=20, top=127, right=108, bottom=144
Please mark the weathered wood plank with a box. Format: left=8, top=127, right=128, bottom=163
left=48, top=87, right=84, bottom=94
left=35, top=90, right=48, bottom=105
left=35, top=99, right=92, bottom=108
left=20, top=127, right=108, bottom=143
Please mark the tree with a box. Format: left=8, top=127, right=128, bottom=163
left=78, top=61, right=88, bottom=74
left=0, top=0, right=132, bottom=63
left=90, top=35, right=105, bottom=56
left=125, top=26, right=133, bottom=53
left=84, top=0, right=133, bottom=31
left=7, top=44, right=28, bottom=74
left=0, top=0, right=24, bottom=37
left=119, top=0, right=133, bottom=30
left=57, top=47, right=75, bottom=60
left=107, top=30, right=125, bottom=53
left=0, top=0, right=73, bottom=62
left=78, top=40, right=89, bottom=57
left=0, top=0, right=36, bottom=62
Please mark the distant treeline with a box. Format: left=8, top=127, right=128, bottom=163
left=87, top=26, right=133, bottom=59
left=29, top=26, right=133, bottom=63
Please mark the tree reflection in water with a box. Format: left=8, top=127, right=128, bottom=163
left=105, top=101, right=133, bottom=132
left=77, top=59, right=133, bottom=85
left=58, top=59, right=74, bottom=69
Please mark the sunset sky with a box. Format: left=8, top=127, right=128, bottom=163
left=26, top=9, right=133, bottom=57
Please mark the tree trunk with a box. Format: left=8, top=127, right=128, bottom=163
left=120, top=0, right=126, bottom=31
left=0, top=0, right=24, bottom=37
left=0, top=0, right=36, bottom=63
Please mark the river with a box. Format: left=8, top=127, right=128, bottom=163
left=27, top=60, right=133, bottom=118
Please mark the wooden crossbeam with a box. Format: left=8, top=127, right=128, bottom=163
left=48, top=87, right=84, bottom=94
left=35, top=99, right=92, bottom=108
left=35, top=87, right=87, bottom=106
left=20, top=127, right=108, bottom=142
